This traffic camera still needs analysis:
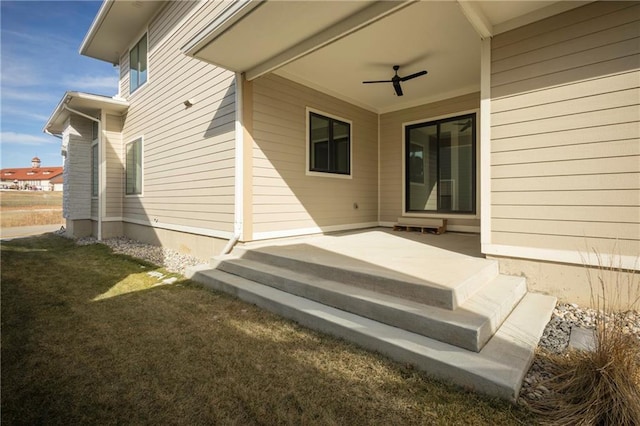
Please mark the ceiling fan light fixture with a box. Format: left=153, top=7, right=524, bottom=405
left=362, top=65, right=428, bottom=97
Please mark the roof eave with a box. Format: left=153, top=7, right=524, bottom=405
left=78, top=0, right=114, bottom=61
left=43, top=91, right=129, bottom=135
left=78, top=0, right=164, bottom=64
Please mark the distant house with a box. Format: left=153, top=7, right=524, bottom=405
left=0, top=157, right=64, bottom=191
left=44, top=0, right=639, bottom=305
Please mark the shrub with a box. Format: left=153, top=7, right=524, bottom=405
left=530, top=250, right=639, bottom=425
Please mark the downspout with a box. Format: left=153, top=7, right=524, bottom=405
left=64, top=105, right=103, bottom=241
left=221, top=71, right=244, bottom=255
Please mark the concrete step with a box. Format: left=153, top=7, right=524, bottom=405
left=229, top=246, right=499, bottom=310
left=186, top=265, right=556, bottom=401
left=216, top=256, right=527, bottom=352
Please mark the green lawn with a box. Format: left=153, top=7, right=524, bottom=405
left=1, top=235, right=538, bottom=425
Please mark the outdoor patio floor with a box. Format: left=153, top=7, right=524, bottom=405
left=238, top=228, right=486, bottom=299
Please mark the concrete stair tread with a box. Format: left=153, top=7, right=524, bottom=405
left=187, top=265, right=556, bottom=400
left=232, top=246, right=498, bottom=309
left=216, top=256, right=526, bottom=351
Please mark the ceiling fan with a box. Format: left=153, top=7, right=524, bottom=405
left=362, top=65, right=428, bottom=96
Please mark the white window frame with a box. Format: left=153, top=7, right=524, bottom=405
left=125, top=136, right=143, bottom=197
left=305, top=107, right=353, bottom=179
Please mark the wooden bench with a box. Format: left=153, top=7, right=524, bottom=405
left=393, top=218, right=447, bottom=235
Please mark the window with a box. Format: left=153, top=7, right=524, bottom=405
left=126, top=138, right=142, bottom=195
left=91, top=143, right=98, bottom=197
left=308, top=111, right=351, bottom=175
left=129, top=33, right=147, bottom=93
left=405, top=113, right=476, bottom=214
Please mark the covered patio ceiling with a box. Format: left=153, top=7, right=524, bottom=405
left=185, top=0, right=590, bottom=113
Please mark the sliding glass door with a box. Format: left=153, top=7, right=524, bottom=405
left=405, top=113, right=476, bottom=214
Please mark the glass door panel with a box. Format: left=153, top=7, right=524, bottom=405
left=405, top=114, right=475, bottom=214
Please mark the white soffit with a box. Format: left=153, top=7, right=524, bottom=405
left=44, top=92, right=129, bottom=135
left=185, top=1, right=413, bottom=76
left=277, top=1, right=482, bottom=113
left=80, top=0, right=165, bottom=64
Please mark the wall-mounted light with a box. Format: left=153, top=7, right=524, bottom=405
left=184, top=99, right=195, bottom=108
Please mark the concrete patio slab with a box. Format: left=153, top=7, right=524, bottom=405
left=235, top=229, right=490, bottom=309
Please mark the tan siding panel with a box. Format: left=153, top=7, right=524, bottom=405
left=492, top=37, right=639, bottom=89
left=491, top=1, right=634, bottom=49
left=492, top=105, right=638, bottom=140
left=492, top=173, right=640, bottom=192
left=492, top=139, right=640, bottom=165
left=492, top=122, right=639, bottom=153
left=251, top=74, right=378, bottom=234
left=493, top=156, right=639, bottom=179
left=492, top=71, right=640, bottom=114
left=492, top=218, right=639, bottom=240
left=104, top=114, right=124, bottom=218
left=492, top=18, right=640, bottom=72
left=493, top=205, right=639, bottom=223
left=492, top=88, right=639, bottom=127
left=121, top=0, right=236, bottom=234
left=491, top=54, right=639, bottom=99
left=492, top=190, right=640, bottom=207
left=490, top=1, right=640, bottom=257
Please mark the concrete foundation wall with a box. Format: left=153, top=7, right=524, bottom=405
left=123, top=221, right=228, bottom=261
left=101, top=221, right=123, bottom=239
left=491, top=255, right=639, bottom=310
left=65, top=219, right=93, bottom=238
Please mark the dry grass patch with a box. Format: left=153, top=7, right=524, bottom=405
left=1, top=209, right=64, bottom=228
left=530, top=252, right=640, bottom=425
left=2, top=235, right=537, bottom=425
left=0, top=191, right=63, bottom=208
left=1, top=191, right=63, bottom=227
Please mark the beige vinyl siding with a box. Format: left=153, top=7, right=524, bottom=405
left=119, top=51, right=129, bottom=98
left=379, top=93, right=480, bottom=229
left=120, top=0, right=236, bottom=234
left=104, top=114, right=124, bottom=217
left=490, top=0, right=640, bottom=257
left=251, top=74, right=378, bottom=236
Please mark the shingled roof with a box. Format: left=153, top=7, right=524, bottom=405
left=0, top=166, right=64, bottom=181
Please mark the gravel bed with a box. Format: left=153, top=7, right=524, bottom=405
left=72, top=234, right=639, bottom=405
left=519, top=303, right=640, bottom=404
left=76, top=236, right=206, bottom=275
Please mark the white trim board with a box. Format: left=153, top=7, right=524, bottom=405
left=252, top=222, right=379, bottom=241
left=123, top=218, right=234, bottom=240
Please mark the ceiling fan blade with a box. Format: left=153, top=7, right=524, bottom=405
left=400, top=70, right=427, bottom=82
left=362, top=80, right=393, bottom=84
left=393, top=81, right=403, bottom=96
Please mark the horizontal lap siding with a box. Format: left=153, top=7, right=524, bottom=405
left=251, top=74, right=378, bottom=234
left=490, top=1, right=640, bottom=256
left=65, top=116, right=92, bottom=220
left=121, top=1, right=235, bottom=233
left=104, top=114, right=123, bottom=218
left=379, top=93, right=480, bottom=227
